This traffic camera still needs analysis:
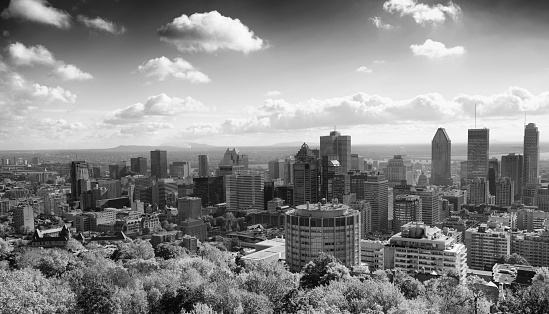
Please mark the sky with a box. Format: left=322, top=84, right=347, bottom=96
left=0, top=0, right=549, bottom=149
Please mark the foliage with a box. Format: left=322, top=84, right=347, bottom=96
left=300, top=253, right=350, bottom=289
left=155, top=242, right=187, bottom=260
left=496, top=253, right=530, bottom=266
left=111, top=239, right=155, bottom=261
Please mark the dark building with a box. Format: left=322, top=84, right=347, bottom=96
left=275, top=185, right=294, bottom=207
left=109, top=162, right=127, bottom=180
left=293, top=143, right=319, bottom=205
left=198, top=154, right=209, bottom=177
left=320, top=130, right=351, bottom=173
left=523, top=123, right=539, bottom=185
left=193, top=176, right=225, bottom=206
left=70, top=161, right=89, bottom=201
left=488, top=158, right=499, bottom=196
left=501, top=153, right=523, bottom=200
left=467, top=128, right=489, bottom=180
left=264, top=181, right=275, bottom=210
left=150, top=150, right=168, bottom=179
left=130, top=157, right=147, bottom=175
left=431, top=128, right=452, bottom=186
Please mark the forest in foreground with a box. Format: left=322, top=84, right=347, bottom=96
left=1, top=238, right=549, bottom=314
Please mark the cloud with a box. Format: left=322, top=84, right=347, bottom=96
left=356, top=66, right=373, bottom=73
left=104, top=93, right=209, bottom=125
left=7, top=42, right=56, bottom=66
left=157, top=10, right=266, bottom=54
left=410, top=39, right=465, bottom=59
left=3, top=31, right=9, bottom=37
left=53, top=64, right=93, bottom=81
left=383, top=0, right=461, bottom=25
left=265, top=91, right=281, bottom=97
left=7, top=42, right=93, bottom=80
left=373, top=60, right=387, bottom=64
left=117, top=122, right=174, bottom=136
left=1, top=0, right=71, bottom=29
left=136, top=56, right=210, bottom=82
left=180, top=87, right=549, bottom=136
left=369, top=17, right=393, bottom=30
left=37, top=118, right=86, bottom=131
left=77, top=15, right=126, bottom=34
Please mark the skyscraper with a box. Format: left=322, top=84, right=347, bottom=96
left=224, top=171, right=264, bottom=211
left=431, top=128, right=452, bottom=186
left=198, top=155, right=209, bottom=177
left=320, top=130, right=351, bottom=173
left=70, top=161, right=89, bottom=201
left=524, top=123, right=540, bottom=185
left=386, top=155, right=408, bottom=187
left=467, top=129, right=489, bottom=181
left=501, top=153, right=523, bottom=199
left=130, top=157, right=147, bottom=175
left=293, top=143, right=319, bottom=205
left=150, top=150, right=168, bottom=179
left=364, top=175, right=389, bottom=232
left=393, top=195, right=422, bottom=233
left=488, top=158, right=500, bottom=196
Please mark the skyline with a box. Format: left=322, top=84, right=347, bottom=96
left=1, top=0, right=549, bottom=149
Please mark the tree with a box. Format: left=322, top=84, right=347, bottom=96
left=155, top=243, right=187, bottom=260
left=496, top=253, right=530, bottom=266
left=111, top=240, right=155, bottom=261
left=66, top=238, right=85, bottom=252
left=76, top=280, right=121, bottom=314
left=300, top=253, right=350, bottom=289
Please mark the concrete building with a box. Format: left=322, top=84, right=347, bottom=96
left=193, top=176, right=225, bottom=206
left=13, top=205, right=34, bottom=232
left=169, top=161, right=191, bottom=178
left=225, top=171, right=264, bottom=211
left=510, top=205, right=549, bottom=231
left=360, top=240, right=386, bottom=271
left=294, top=143, right=319, bottom=205
left=177, top=196, right=202, bottom=222
left=364, top=174, right=389, bottom=232
left=501, top=153, right=523, bottom=200
left=179, top=218, right=207, bottom=241
left=351, top=154, right=365, bottom=172
left=284, top=201, right=361, bottom=272
left=350, top=200, right=372, bottom=238
left=431, top=128, right=452, bottom=186
left=495, top=177, right=514, bottom=207
left=70, top=161, right=89, bottom=201
left=467, top=128, right=490, bottom=180
left=488, top=158, right=499, bottom=196
left=393, top=195, right=422, bottom=233
left=386, top=155, right=412, bottom=187
left=386, top=222, right=468, bottom=278
left=523, top=123, right=540, bottom=185
left=537, top=187, right=549, bottom=212
left=468, top=177, right=489, bottom=205
left=464, top=222, right=511, bottom=270
left=512, top=221, right=549, bottom=267
left=130, top=157, right=147, bottom=175
left=523, top=184, right=541, bottom=206
left=320, top=130, right=351, bottom=173
left=198, top=154, right=209, bottom=177
left=150, top=150, right=168, bottom=179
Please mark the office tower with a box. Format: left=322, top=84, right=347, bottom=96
left=70, top=161, right=89, bottom=201
left=293, top=143, right=319, bottom=205
left=13, top=206, right=34, bottom=232
left=198, top=155, right=209, bottom=177
left=193, top=176, right=225, bottom=206
left=150, top=150, right=168, bottom=179
left=109, top=161, right=127, bottom=180
left=488, top=158, right=499, bottom=196
left=393, top=184, right=440, bottom=225
left=264, top=181, right=275, bottom=210
left=350, top=173, right=369, bottom=200
left=364, top=174, right=389, bottom=232
left=464, top=222, right=511, bottom=270
left=351, top=154, right=365, bottom=171
left=97, top=179, right=122, bottom=199
left=224, top=171, right=264, bottom=211
left=468, top=177, right=489, bottom=205
left=169, top=161, right=191, bottom=178
left=275, top=185, right=294, bottom=207
left=218, top=148, right=246, bottom=176
left=386, top=222, right=468, bottom=277
left=460, top=161, right=468, bottom=186
left=328, top=174, right=350, bottom=202
left=467, top=128, right=490, bottom=181
left=320, top=130, right=351, bottom=173
left=495, top=177, right=514, bottom=207
left=501, top=153, right=524, bottom=200
left=386, top=155, right=409, bottom=187
left=393, top=195, right=422, bottom=233
left=524, top=123, right=540, bottom=185
left=177, top=196, right=202, bottom=222
left=522, top=184, right=541, bottom=206
left=350, top=200, right=372, bottom=238
left=284, top=201, right=361, bottom=272
left=130, top=157, right=147, bottom=175
left=321, top=155, right=341, bottom=199
left=537, top=187, right=549, bottom=212
left=268, top=159, right=285, bottom=181
left=431, top=128, right=452, bottom=186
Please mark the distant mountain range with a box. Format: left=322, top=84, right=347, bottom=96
left=106, top=143, right=218, bottom=152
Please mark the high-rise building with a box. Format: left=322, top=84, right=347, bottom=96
left=488, top=158, right=499, bottom=196
left=293, top=143, right=319, bottom=205
left=495, top=177, right=514, bottom=207
left=468, top=177, right=489, bottom=205
left=198, top=155, right=209, bottom=177
left=169, top=161, right=191, bottom=178
left=109, top=161, right=127, bottom=180
left=177, top=196, right=202, bottom=222
left=465, top=222, right=511, bottom=270
left=512, top=223, right=549, bottom=268
left=284, top=201, right=361, bottom=272
left=150, top=150, right=168, bottom=179
left=431, top=128, right=452, bottom=186
left=386, top=155, right=409, bottom=187
left=13, top=205, right=34, bottom=232
left=193, top=176, right=225, bottom=206
left=225, top=171, right=264, bottom=211
left=351, top=154, right=365, bottom=171
left=523, top=123, right=540, bottom=185
left=70, top=161, right=89, bottom=201
left=130, top=157, right=147, bottom=175
left=393, top=195, right=422, bottom=233
left=321, top=155, right=341, bottom=199
left=320, top=130, right=351, bottom=173
left=467, top=129, right=489, bottom=180
left=364, top=174, right=389, bottom=232
left=218, top=148, right=247, bottom=176
left=501, top=153, right=523, bottom=200
left=393, top=185, right=440, bottom=225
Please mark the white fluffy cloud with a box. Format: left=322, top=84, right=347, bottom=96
left=369, top=17, right=393, bottom=30
left=7, top=42, right=56, bottom=66
left=1, top=0, right=71, bottom=29
left=265, top=91, right=281, bottom=97
left=117, top=122, right=174, bottom=136
left=7, top=42, right=93, bottom=80
left=410, top=39, right=465, bottom=59
left=157, top=11, right=266, bottom=54
left=180, top=87, right=549, bottom=136
left=136, top=56, right=210, bottom=82
left=383, top=0, right=461, bottom=25
left=356, top=66, right=373, bottom=73
left=77, top=15, right=126, bottom=34
left=104, top=93, right=210, bottom=125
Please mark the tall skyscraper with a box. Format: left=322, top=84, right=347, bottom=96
left=169, top=161, right=191, bottom=178
left=320, top=130, right=351, bottom=173
left=177, top=196, right=202, bottom=222
left=224, top=171, right=264, bottom=211
left=386, top=155, right=408, bottom=187
left=150, top=150, right=168, bottom=179
left=393, top=195, right=422, bottom=233
left=130, top=157, right=147, bottom=175
left=364, top=175, right=389, bottom=232
left=198, top=155, right=209, bottom=177
left=293, top=143, right=319, bottom=205
left=501, top=153, right=523, bottom=200
left=70, top=161, right=89, bottom=201
left=488, top=158, right=500, bottom=196
left=431, top=128, right=452, bottom=186
left=467, top=128, right=489, bottom=181
left=524, top=123, right=540, bottom=185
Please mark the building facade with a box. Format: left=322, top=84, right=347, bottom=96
left=523, top=123, right=540, bottom=185
left=431, top=128, right=452, bottom=186
left=467, top=128, right=490, bottom=180
left=150, top=150, right=168, bottom=179
left=320, top=130, right=351, bottom=173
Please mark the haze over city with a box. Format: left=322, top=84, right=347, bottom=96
left=1, top=0, right=549, bottom=149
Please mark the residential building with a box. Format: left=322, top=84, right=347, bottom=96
left=464, top=222, right=511, bottom=270
left=468, top=177, right=489, bottom=205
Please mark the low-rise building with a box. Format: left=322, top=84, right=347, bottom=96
left=360, top=239, right=386, bottom=271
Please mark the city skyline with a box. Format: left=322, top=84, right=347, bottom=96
left=1, top=0, right=549, bottom=150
